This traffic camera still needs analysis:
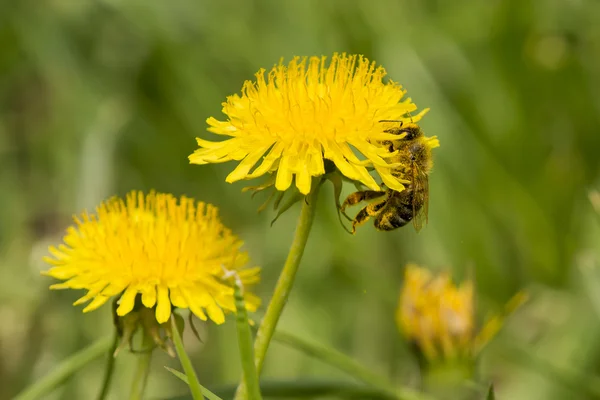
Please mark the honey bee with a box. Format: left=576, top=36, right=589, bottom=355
left=341, top=122, right=435, bottom=233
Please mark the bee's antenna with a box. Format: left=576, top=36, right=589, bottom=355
left=379, top=111, right=415, bottom=125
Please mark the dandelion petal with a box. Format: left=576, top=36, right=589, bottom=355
left=155, top=285, right=171, bottom=324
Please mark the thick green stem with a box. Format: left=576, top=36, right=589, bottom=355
left=13, top=336, right=113, bottom=400
left=422, top=362, right=475, bottom=400
left=170, top=316, right=205, bottom=400
left=96, top=333, right=118, bottom=400
left=128, top=330, right=154, bottom=400
left=235, top=183, right=320, bottom=399
left=234, top=280, right=263, bottom=399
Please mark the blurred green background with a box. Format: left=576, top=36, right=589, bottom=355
left=2, top=0, right=600, bottom=399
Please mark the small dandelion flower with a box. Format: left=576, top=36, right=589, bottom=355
left=189, top=52, right=429, bottom=195
left=396, top=264, right=526, bottom=362
left=42, top=190, right=261, bottom=326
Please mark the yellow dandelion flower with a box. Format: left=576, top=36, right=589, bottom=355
left=42, top=190, right=261, bottom=325
left=189, top=52, right=429, bottom=195
left=396, top=264, right=526, bottom=362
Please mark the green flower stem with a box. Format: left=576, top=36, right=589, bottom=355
left=422, top=362, right=475, bottom=400
left=170, top=316, right=205, bottom=400
left=13, top=336, right=113, bottom=400
left=96, top=332, right=119, bottom=400
left=234, top=279, right=263, bottom=399
left=273, top=330, right=432, bottom=400
left=129, top=330, right=154, bottom=400
left=235, top=182, right=321, bottom=400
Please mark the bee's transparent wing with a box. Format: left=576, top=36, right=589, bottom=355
left=412, top=167, right=429, bottom=232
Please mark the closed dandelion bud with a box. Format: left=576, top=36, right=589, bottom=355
left=396, top=264, right=527, bottom=398
left=42, top=190, right=261, bottom=356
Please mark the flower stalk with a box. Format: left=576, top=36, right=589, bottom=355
left=128, top=330, right=154, bottom=400
left=234, top=180, right=321, bottom=399
left=233, top=276, right=263, bottom=400
left=96, top=332, right=119, bottom=400
left=421, top=361, right=476, bottom=399
left=170, top=316, right=205, bottom=400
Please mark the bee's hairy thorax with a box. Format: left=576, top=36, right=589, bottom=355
left=341, top=123, right=433, bottom=233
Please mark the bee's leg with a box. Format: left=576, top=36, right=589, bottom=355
left=350, top=206, right=370, bottom=234
left=341, top=190, right=386, bottom=213
left=350, top=198, right=387, bottom=234
left=381, top=140, right=395, bottom=153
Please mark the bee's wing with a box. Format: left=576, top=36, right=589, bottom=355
left=411, top=166, right=429, bottom=232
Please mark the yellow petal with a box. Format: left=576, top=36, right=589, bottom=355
left=83, top=294, right=110, bottom=313
left=295, top=165, right=312, bottom=195
left=195, top=137, right=226, bottom=149
left=246, top=142, right=285, bottom=178
left=206, top=117, right=238, bottom=135
left=73, top=292, right=95, bottom=306
left=155, top=285, right=171, bottom=324
left=275, top=155, right=294, bottom=191
left=309, top=146, right=325, bottom=174
left=206, top=302, right=225, bottom=325
left=116, top=286, right=138, bottom=316
left=243, top=293, right=261, bottom=312
left=377, top=167, right=406, bottom=192
left=226, top=147, right=271, bottom=183
left=141, top=284, right=157, bottom=308
left=169, top=286, right=188, bottom=308
left=181, top=287, right=208, bottom=321
left=101, top=280, right=129, bottom=297
left=215, top=293, right=236, bottom=312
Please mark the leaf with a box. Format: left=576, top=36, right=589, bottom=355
left=165, top=367, right=189, bottom=384
left=272, top=190, right=286, bottom=210
left=164, top=367, right=223, bottom=400
left=161, top=379, right=400, bottom=400
left=233, top=277, right=262, bottom=399
left=271, top=330, right=432, bottom=400
left=328, top=173, right=353, bottom=233
left=486, top=383, right=495, bottom=400
left=187, top=313, right=203, bottom=343
left=271, top=192, right=303, bottom=227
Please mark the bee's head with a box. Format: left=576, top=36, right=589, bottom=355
left=400, top=126, right=423, bottom=141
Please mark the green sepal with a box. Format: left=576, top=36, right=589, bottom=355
left=326, top=173, right=353, bottom=234
left=188, top=312, right=203, bottom=343
left=174, top=312, right=186, bottom=344
left=271, top=192, right=304, bottom=227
